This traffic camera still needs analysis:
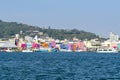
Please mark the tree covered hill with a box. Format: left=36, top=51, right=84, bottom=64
left=0, top=20, right=99, bottom=40
left=0, top=20, right=40, bottom=38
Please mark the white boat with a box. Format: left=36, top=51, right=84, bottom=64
left=75, top=50, right=83, bottom=52
left=22, top=49, right=33, bottom=52
left=35, top=47, right=49, bottom=52
left=60, top=49, right=72, bottom=52
left=96, top=48, right=118, bottom=53
left=6, top=48, right=13, bottom=52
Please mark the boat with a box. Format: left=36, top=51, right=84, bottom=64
left=59, top=49, right=72, bottom=52
left=35, top=47, right=49, bottom=52
left=6, top=48, right=13, bottom=52
left=22, top=49, right=33, bottom=52
left=96, top=48, right=118, bottom=53
left=36, top=48, right=59, bottom=52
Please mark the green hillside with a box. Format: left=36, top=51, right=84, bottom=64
left=0, top=20, right=40, bottom=38
left=0, top=20, right=99, bottom=40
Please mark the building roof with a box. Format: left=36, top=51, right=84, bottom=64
left=0, top=42, right=17, bottom=48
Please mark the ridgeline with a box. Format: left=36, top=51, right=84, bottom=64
left=0, top=20, right=99, bottom=40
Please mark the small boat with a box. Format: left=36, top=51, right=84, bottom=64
left=36, top=48, right=59, bottom=52
left=6, top=48, right=13, bottom=52
left=22, top=49, right=33, bottom=52
left=75, top=49, right=83, bottom=52
left=35, top=48, right=49, bottom=52
left=96, top=48, right=118, bottom=53
left=60, top=49, right=72, bottom=52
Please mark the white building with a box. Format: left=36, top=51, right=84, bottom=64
left=109, top=32, right=119, bottom=41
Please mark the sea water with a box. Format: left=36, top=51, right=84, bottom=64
left=0, top=52, right=120, bottom=80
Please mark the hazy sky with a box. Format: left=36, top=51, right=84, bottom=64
left=0, top=0, right=120, bottom=38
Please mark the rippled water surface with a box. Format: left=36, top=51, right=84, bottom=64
left=0, top=52, right=120, bottom=80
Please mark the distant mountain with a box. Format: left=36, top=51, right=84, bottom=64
left=0, top=20, right=99, bottom=40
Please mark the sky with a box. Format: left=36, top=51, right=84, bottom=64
left=0, top=0, right=120, bottom=38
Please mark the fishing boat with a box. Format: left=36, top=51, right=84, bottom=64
left=96, top=48, right=118, bottom=53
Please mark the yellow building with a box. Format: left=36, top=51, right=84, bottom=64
left=84, top=40, right=92, bottom=48
left=84, top=38, right=101, bottom=49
